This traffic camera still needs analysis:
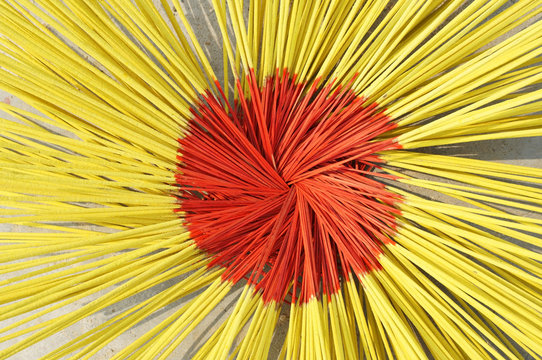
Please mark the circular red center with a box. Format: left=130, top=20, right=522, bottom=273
left=176, top=70, right=401, bottom=303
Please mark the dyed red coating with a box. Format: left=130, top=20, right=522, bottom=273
left=176, top=69, right=402, bottom=304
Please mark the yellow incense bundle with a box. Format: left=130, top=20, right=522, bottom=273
left=0, top=1, right=541, bottom=359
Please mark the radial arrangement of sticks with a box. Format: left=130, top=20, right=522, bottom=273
left=0, top=0, right=541, bottom=359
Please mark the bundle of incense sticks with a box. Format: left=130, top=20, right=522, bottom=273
left=0, top=0, right=541, bottom=359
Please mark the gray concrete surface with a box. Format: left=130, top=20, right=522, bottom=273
left=0, top=0, right=540, bottom=359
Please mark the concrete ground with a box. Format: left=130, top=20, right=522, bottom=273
left=0, top=0, right=540, bottom=359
